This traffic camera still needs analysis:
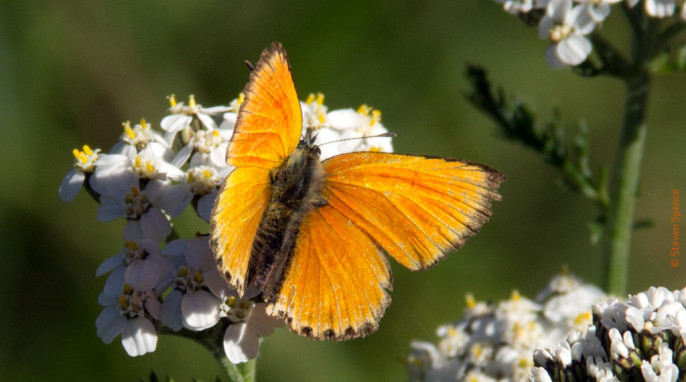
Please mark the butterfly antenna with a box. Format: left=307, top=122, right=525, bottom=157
left=394, top=294, right=433, bottom=339
left=317, top=131, right=397, bottom=147
left=245, top=60, right=256, bottom=71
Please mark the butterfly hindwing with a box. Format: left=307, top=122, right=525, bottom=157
left=267, top=152, right=504, bottom=339
left=266, top=204, right=392, bottom=340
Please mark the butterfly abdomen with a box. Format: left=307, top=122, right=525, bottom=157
left=248, top=144, right=326, bottom=299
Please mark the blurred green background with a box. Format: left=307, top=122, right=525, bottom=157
left=1, top=1, right=684, bottom=381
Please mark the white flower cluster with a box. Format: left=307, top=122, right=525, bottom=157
left=532, top=285, right=686, bottom=381
left=494, top=0, right=686, bottom=69
left=405, top=273, right=607, bottom=381
left=59, top=93, right=393, bottom=362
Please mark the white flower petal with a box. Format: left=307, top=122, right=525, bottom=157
left=220, top=112, right=237, bottom=131
left=243, top=287, right=263, bottom=300
left=142, top=179, right=168, bottom=202
left=158, top=185, right=192, bottom=218
left=314, top=129, right=344, bottom=160
left=538, top=16, right=556, bottom=39
left=545, top=45, right=568, bottom=69
left=120, top=144, right=137, bottom=159
left=145, top=297, right=162, bottom=321
left=197, top=113, right=218, bottom=130
left=197, top=191, right=217, bottom=222
left=122, top=220, right=145, bottom=242
left=185, top=237, right=213, bottom=270
left=96, top=307, right=126, bottom=344
left=140, top=207, right=172, bottom=243
left=121, top=317, right=158, bottom=356
left=182, top=290, right=221, bottom=330
left=90, top=155, right=136, bottom=197
left=146, top=141, right=174, bottom=162
left=640, top=359, right=658, bottom=379
left=247, top=303, right=283, bottom=336
left=160, top=290, right=185, bottom=331
left=163, top=164, right=186, bottom=182
left=530, top=367, right=553, bottom=382
left=570, top=5, right=596, bottom=35
left=97, top=291, right=118, bottom=307
left=548, top=0, right=571, bottom=21
left=223, top=322, right=260, bottom=364
left=161, top=114, right=191, bottom=134
left=646, top=0, right=675, bottom=17
left=124, top=259, right=160, bottom=290
left=162, top=238, right=188, bottom=258
left=203, top=269, right=231, bottom=299
left=325, top=109, right=362, bottom=131
left=97, top=196, right=124, bottom=222
left=587, top=3, right=611, bottom=22
left=556, top=34, right=592, bottom=66
left=625, top=306, right=645, bottom=331
left=209, top=143, right=230, bottom=168
left=171, top=144, right=192, bottom=168
left=109, top=141, right=127, bottom=155
left=202, top=105, right=232, bottom=115
left=58, top=169, right=85, bottom=202
left=96, top=253, right=124, bottom=277
left=102, top=266, right=126, bottom=300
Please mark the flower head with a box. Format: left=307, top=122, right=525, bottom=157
left=161, top=94, right=231, bottom=142
left=538, top=0, right=596, bottom=69
left=61, top=92, right=395, bottom=364
left=58, top=145, right=101, bottom=202
left=406, top=273, right=610, bottom=381
left=96, top=259, right=166, bottom=357
left=160, top=236, right=232, bottom=331
left=313, top=102, right=393, bottom=160
left=532, top=285, right=686, bottom=381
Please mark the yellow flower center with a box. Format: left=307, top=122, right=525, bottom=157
left=465, top=293, right=476, bottom=308
left=511, top=290, right=521, bottom=301
left=167, top=94, right=177, bottom=107
left=123, top=121, right=136, bottom=140
left=550, top=24, right=572, bottom=43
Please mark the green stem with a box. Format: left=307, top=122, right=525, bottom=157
left=603, top=72, right=650, bottom=295
left=603, top=5, right=659, bottom=296
left=219, top=355, right=256, bottom=382
left=159, top=323, right=257, bottom=382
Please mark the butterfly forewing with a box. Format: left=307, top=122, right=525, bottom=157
left=320, top=152, right=505, bottom=270
left=227, top=42, right=303, bottom=169
left=211, top=167, right=271, bottom=294
left=211, top=43, right=303, bottom=295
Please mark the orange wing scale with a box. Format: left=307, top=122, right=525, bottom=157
left=211, top=43, right=302, bottom=295
left=211, top=43, right=505, bottom=341
left=267, top=205, right=392, bottom=340
left=271, top=152, right=504, bottom=339
left=210, top=167, right=271, bottom=294
left=227, top=43, right=302, bottom=169
left=320, top=152, right=504, bottom=271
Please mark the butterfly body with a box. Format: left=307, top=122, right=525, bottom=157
left=248, top=131, right=326, bottom=302
left=211, top=42, right=505, bottom=340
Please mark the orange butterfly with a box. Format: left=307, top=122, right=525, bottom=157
left=210, top=42, right=505, bottom=340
